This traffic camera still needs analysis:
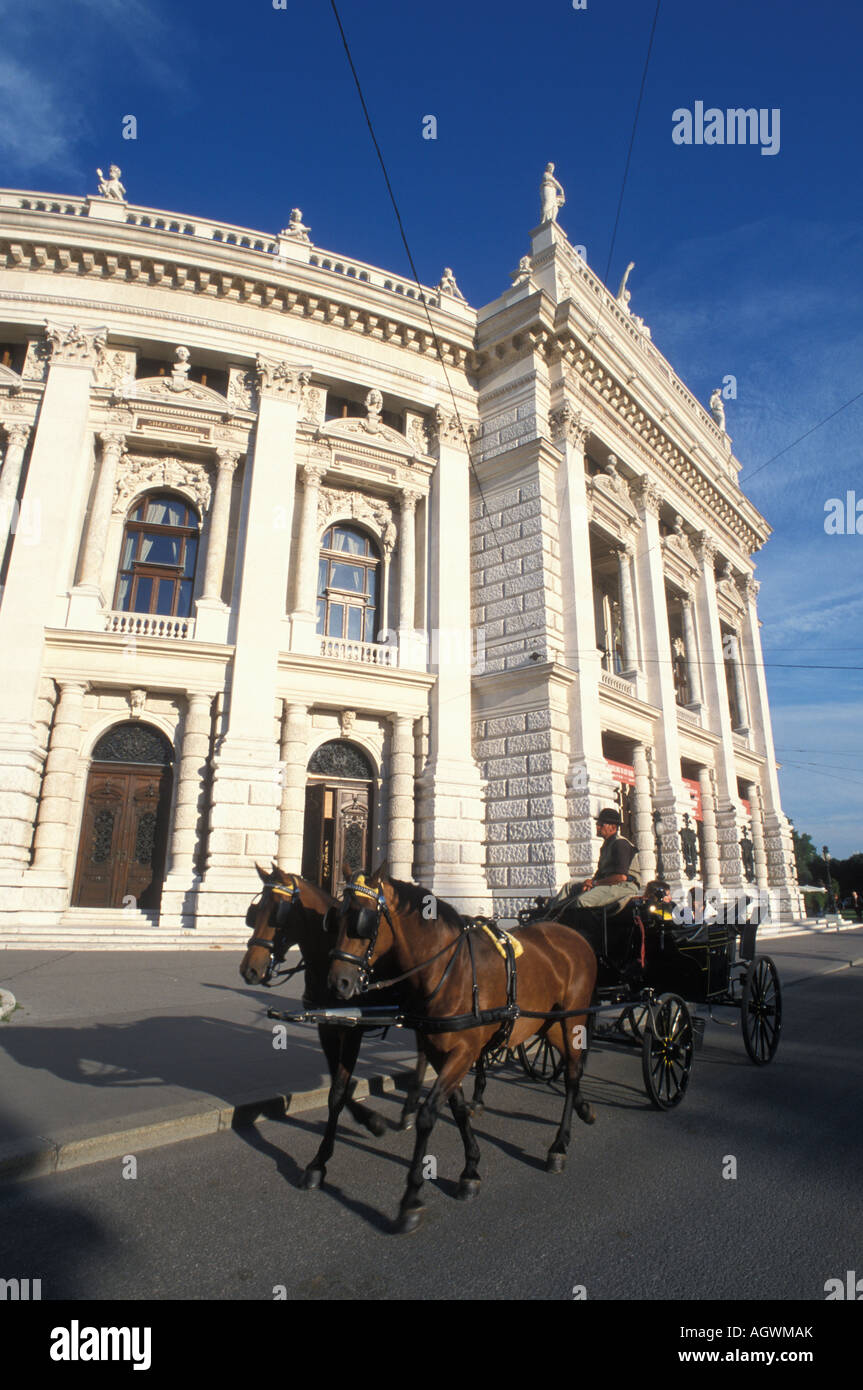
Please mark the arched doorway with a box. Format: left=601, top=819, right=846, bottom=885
left=301, top=740, right=374, bottom=895
left=72, top=722, right=174, bottom=910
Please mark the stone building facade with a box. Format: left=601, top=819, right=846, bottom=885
left=0, top=183, right=801, bottom=941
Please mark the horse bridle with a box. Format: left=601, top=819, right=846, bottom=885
left=327, top=876, right=393, bottom=993
left=245, top=879, right=306, bottom=987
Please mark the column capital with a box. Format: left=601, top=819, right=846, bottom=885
left=45, top=321, right=109, bottom=368
left=693, top=529, right=718, bottom=564
left=401, top=488, right=422, bottom=513
left=740, top=574, right=760, bottom=603
left=57, top=678, right=90, bottom=698
left=3, top=423, right=31, bottom=450
left=550, top=402, right=589, bottom=449
left=255, top=355, right=311, bottom=402
left=98, top=429, right=127, bottom=454
left=634, top=473, right=662, bottom=516
left=214, top=445, right=241, bottom=471
left=429, top=405, right=473, bottom=453
left=301, top=460, right=327, bottom=487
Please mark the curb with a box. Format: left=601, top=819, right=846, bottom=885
left=0, top=1067, right=412, bottom=1187
left=0, top=988, right=16, bottom=1021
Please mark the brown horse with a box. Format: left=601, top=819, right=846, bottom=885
left=240, top=865, right=436, bottom=1188
left=328, top=865, right=598, bottom=1233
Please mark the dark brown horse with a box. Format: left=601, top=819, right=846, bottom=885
left=240, top=865, right=438, bottom=1188
left=328, top=865, right=598, bottom=1233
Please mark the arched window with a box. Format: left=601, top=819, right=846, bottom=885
left=315, top=524, right=380, bottom=642
left=114, top=493, right=200, bottom=618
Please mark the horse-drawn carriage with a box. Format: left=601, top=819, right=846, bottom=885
left=513, top=887, right=782, bottom=1109
left=243, top=864, right=781, bottom=1232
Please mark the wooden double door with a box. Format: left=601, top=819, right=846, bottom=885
left=72, top=763, right=172, bottom=910
left=302, top=780, right=371, bottom=897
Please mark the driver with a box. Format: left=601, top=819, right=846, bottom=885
left=548, top=808, right=640, bottom=914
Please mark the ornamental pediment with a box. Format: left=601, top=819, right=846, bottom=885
left=319, top=416, right=418, bottom=458
left=662, top=516, right=699, bottom=588
left=0, top=363, right=23, bottom=391
left=587, top=457, right=638, bottom=537
left=133, top=376, right=228, bottom=409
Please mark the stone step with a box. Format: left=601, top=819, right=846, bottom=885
left=0, top=923, right=250, bottom=950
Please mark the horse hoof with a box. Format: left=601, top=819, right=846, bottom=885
left=395, top=1206, right=424, bottom=1234
left=301, top=1166, right=324, bottom=1190
left=545, top=1152, right=566, bottom=1174
left=398, top=1114, right=415, bottom=1132
left=366, top=1114, right=387, bottom=1138
left=467, top=1103, right=484, bottom=1118
left=578, top=1103, right=596, bottom=1126
left=456, top=1178, right=481, bottom=1201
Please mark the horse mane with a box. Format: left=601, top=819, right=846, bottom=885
left=388, top=877, right=464, bottom=930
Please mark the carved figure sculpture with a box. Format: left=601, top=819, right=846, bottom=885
left=709, top=388, right=726, bottom=431
left=437, top=268, right=466, bottom=301
left=540, top=163, right=565, bottom=224
left=510, top=255, right=533, bottom=286
left=616, top=261, right=635, bottom=308
left=96, top=165, right=126, bottom=201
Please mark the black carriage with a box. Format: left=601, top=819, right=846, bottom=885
left=514, top=889, right=782, bottom=1109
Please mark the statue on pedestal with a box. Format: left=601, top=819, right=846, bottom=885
left=540, top=163, right=565, bottom=224
left=96, top=165, right=126, bottom=201
left=437, top=267, right=466, bottom=301
left=709, top=388, right=726, bottom=431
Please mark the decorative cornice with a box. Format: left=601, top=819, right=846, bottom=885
left=634, top=473, right=662, bottom=516
left=429, top=405, right=473, bottom=452
left=693, top=530, right=718, bottom=565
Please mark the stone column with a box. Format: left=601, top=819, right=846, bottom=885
left=200, top=448, right=240, bottom=602
left=632, top=742, right=656, bottom=884
left=200, top=358, right=308, bottom=921
left=747, top=781, right=769, bottom=891
left=414, top=406, right=489, bottom=913
left=616, top=543, right=639, bottom=674
left=167, top=693, right=213, bottom=878
left=0, top=424, right=32, bottom=554
left=31, top=680, right=89, bottom=871
left=398, top=490, right=419, bottom=633
left=293, top=460, right=327, bottom=619
left=388, top=714, right=415, bottom=880
left=551, top=404, right=615, bottom=878
left=78, top=431, right=127, bottom=593
left=0, top=323, right=105, bottom=875
left=692, top=532, right=744, bottom=895
left=680, top=593, right=703, bottom=707
left=729, top=630, right=749, bottom=732
left=698, top=766, right=721, bottom=891
left=633, top=474, right=686, bottom=886
left=277, top=702, right=309, bottom=869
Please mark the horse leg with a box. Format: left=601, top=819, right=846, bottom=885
left=302, top=1026, right=363, bottom=1189
left=467, top=1051, right=487, bottom=1116
left=546, top=1018, right=593, bottom=1174
left=396, top=1057, right=466, bottom=1234
left=449, top=1086, right=482, bottom=1199
left=398, top=1045, right=429, bottom=1132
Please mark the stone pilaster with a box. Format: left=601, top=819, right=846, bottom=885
left=200, top=449, right=240, bottom=602
left=680, top=594, right=703, bottom=707
left=747, top=781, right=769, bottom=891
left=0, top=424, right=32, bottom=555
left=293, top=460, right=327, bottom=621
left=0, top=324, right=104, bottom=871
left=415, top=405, right=489, bottom=913
left=729, top=630, right=750, bottom=733
left=388, top=714, right=415, bottom=880
left=198, top=360, right=307, bottom=920
left=632, top=742, right=656, bottom=884
left=31, top=681, right=89, bottom=872
left=277, top=702, right=309, bottom=870
left=398, top=489, right=419, bottom=634
left=78, top=431, right=126, bottom=594
left=159, top=692, right=214, bottom=926
left=698, top=766, right=721, bottom=890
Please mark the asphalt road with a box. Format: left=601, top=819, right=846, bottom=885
left=1, top=951, right=861, bottom=1303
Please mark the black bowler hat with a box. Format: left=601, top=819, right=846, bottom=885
left=596, top=808, right=621, bottom=827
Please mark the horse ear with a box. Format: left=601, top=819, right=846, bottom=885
left=370, top=859, right=390, bottom=885
left=256, top=862, right=271, bottom=884
left=341, top=858, right=353, bottom=883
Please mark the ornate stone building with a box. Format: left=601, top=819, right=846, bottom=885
left=0, top=180, right=801, bottom=942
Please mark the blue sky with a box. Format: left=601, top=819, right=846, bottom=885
left=2, top=0, right=862, bottom=853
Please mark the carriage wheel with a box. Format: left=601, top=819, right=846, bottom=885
left=641, top=994, right=694, bottom=1110
left=741, top=955, right=782, bottom=1065
left=518, top=1033, right=565, bottom=1083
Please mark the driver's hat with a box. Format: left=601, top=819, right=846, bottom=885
left=596, top=807, right=621, bottom=827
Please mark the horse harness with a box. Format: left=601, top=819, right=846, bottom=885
left=244, top=879, right=307, bottom=987
left=331, top=877, right=521, bottom=1056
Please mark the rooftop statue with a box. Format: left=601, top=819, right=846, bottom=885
left=616, top=261, right=635, bottom=309
left=437, top=267, right=466, bottom=301
left=96, top=165, right=126, bottom=201
left=283, top=208, right=311, bottom=243
left=709, top=388, right=726, bottom=431
left=540, top=163, right=565, bottom=224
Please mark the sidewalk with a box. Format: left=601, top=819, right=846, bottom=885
left=0, top=925, right=861, bottom=1184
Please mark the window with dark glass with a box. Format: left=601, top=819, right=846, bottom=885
left=114, top=494, right=200, bottom=617
left=315, top=525, right=380, bottom=642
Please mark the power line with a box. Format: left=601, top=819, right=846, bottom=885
left=740, top=387, right=863, bottom=484
left=602, top=1, right=662, bottom=287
